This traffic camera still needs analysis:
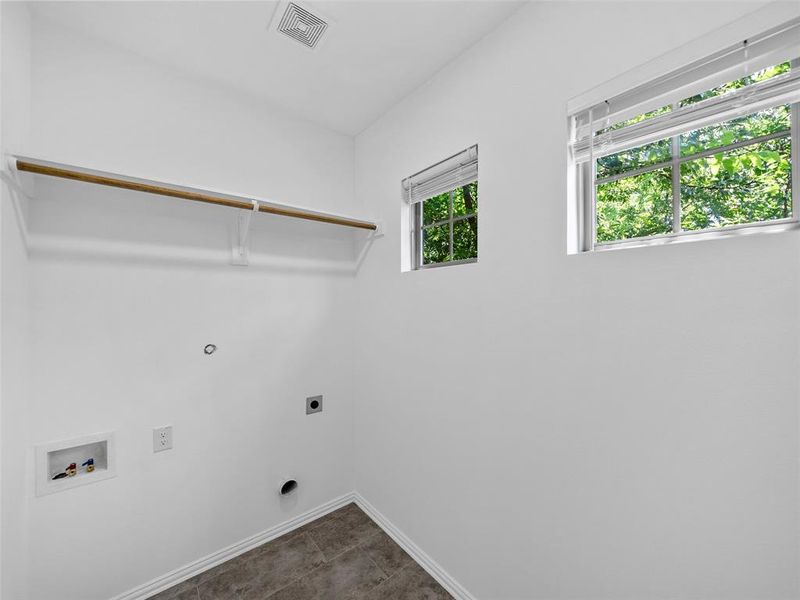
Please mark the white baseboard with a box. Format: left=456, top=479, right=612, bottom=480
left=353, top=493, right=477, bottom=600
left=110, top=492, right=356, bottom=600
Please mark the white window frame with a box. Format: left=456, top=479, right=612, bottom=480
left=403, top=145, right=478, bottom=270
left=411, top=188, right=478, bottom=270
left=569, top=18, right=800, bottom=252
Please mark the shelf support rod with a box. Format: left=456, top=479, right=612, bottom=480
left=14, top=158, right=378, bottom=231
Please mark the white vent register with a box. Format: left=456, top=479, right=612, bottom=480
left=275, top=2, right=329, bottom=49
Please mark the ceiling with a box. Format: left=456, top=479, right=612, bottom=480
left=29, top=1, right=523, bottom=135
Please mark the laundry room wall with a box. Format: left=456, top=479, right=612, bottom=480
left=16, top=14, right=365, bottom=600
left=1, top=3, right=32, bottom=599
left=352, top=2, right=800, bottom=598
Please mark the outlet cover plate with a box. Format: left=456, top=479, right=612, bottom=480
left=153, top=426, right=173, bottom=452
left=306, top=395, right=323, bottom=415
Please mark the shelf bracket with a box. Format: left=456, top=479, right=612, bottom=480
left=354, top=220, right=384, bottom=273
left=231, top=199, right=260, bottom=266
left=0, top=157, right=32, bottom=248
left=371, top=220, right=384, bottom=238
left=1, top=157, right=33, bottom=202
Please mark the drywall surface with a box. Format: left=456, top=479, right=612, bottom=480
left=26, top=255, right=356, bottom=600
left=1, top=3, right=32, bottom=600
left=29, top=16, right=359, bottom=219
left=18, top=16, right=361, bottom=600
left=353, top=2, right=799, bottom=598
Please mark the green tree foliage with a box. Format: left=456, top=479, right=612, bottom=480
left=597, top=168, right=673, bottom=242
left=421, top=182, right=477, bottom=265
left=595, top=62, right=793, bottom=244
left=681, top=137, right=791, bottom=231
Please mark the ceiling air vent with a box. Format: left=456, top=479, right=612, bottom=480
left=276, top=2, right=328, bottom=49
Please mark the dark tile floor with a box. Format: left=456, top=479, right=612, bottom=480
left=148, top=503, right=454, bottom=600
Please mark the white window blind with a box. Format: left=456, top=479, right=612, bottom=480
left=403, top=145, right=478, bottom=205
left=569, top=17, right=800, bottom=164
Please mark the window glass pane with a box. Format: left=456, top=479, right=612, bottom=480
left=597, top=105, right=671, bottom=134
left=596, top=167, right=673, bottom=243
left=596, top=139, right=671, bottom=180
left=422, top=192, right=449, bottom=226
left=422, top=223, right=450, bottom=265
left=681, top=136, right=792, bottom=231
left=452, top=182, right=478, bottom=217
left=452, top=217, right=477, bottom=261
left=680, top=105, right=790, bottom=156
left=680, top=62, right=790, bottom=107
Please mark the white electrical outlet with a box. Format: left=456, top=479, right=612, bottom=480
left=152, top=426, right=173, bottom=453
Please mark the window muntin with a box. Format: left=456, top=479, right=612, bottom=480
left=415, top=183, right=478, bottom=267
left=596, top=139, right=672, bottom=179
left=680, top=105, right=790, bottom=156
left=583, top=60, right=797, bottom=248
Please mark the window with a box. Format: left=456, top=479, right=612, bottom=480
left=403, top=145, right=478, bottom=268
left=569, top=19, right=800, bottom=250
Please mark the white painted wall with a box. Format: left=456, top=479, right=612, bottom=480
left=1, top=3, right=32, bottom=599
left=8, top=15, right=363, bottom=600
left=353, top=2, right=800, bottom=599
left=28, top=16, right=359, bottom=218
left=6, top=2, right=800, bottom=599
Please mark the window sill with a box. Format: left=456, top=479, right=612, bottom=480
left=587, top=219, right=799, bottom=253
left=414, top=257, right=478, bottom=270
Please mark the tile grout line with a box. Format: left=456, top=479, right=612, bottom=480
left=162, top=503, right=415, bottom=600
left=308, top=519, right=377, bottom=563
left=198, top=529, right=334, bottom=600
left=360, top=543, right=391, bottom=587
left=320, top=525, right=383, bottom=564
left=353, top=494, right=469, bottom=600
left=358, top=561, right=415, bottom=598
left=260, top=528, right=358, bottom=599
left=259, top=509, right=387, bottom=600
left=357, top=552, right=392, bottom=594
left=307, top=520, right=345, bottom=563
left=254, top=533, right=327, bottom=600
left=134, top=494, right=358, bottom=600
left=232, top=507, right=357, bottom=599
left=304, top=531, right=326, bottom=559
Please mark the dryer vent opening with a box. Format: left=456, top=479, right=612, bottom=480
left=280, top=479, right=298, bottom=496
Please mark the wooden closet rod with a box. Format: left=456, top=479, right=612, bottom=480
left=15, top=160, right=378, bottom=231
